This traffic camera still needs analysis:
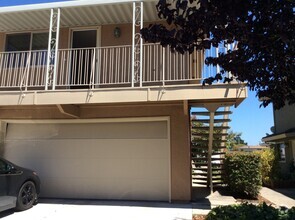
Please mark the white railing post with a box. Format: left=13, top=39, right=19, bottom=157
left=97, top=48, right=101, bottom=87
left=139, top=1, right=143, bottom=87
left=45, top=9, right=53, bottom=90
left=24, top=52, right=31, bottom=91
left=90, top=48, right=96, bottom=90
left=162, top=47, right=165, bottom=87
left=52, top=8, right=60, bottom=90
left=131, top=2, right=136, bottom=87
left=132, top=1, right=143, bottom=87
left=45, top=8, right=60, bottom=90
left=20, top=51, right=31, bottom=92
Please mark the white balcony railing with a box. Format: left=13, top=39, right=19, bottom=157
left=0, top=50, right=47, bottom=89
left=0, top=44, right=208, bottom=90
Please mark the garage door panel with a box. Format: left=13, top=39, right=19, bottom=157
left=31, top=157, right=169, bottom=181
left=6, top=139, right=168, bottom=160
left=135, top=158, right=170, bottom=179
left=4, top=120, right=170, bottom=201
left=41, top=176, right=168, bottom=201
left=6, top=122, right=168, bottom=140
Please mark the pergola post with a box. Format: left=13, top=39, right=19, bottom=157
left=204, top=104, right=219, bottom=195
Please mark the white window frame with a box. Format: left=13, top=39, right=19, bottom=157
left=69, top=26, right=101, bottom=49
left=5, top=30, right=49, bottom=52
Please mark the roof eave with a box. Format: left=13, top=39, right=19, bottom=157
left=262, top=131, right=295, bottom=143
left=0, top=0, right=157, bottom=14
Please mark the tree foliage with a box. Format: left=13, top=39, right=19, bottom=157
left=141, top=0, right=295, bottom=109
left=226, top=130, right=247, bottom=150
left=254, top=148, right=281, bottom=187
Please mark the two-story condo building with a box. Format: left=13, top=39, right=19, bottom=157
left=0, top=0, right=247, bottom=202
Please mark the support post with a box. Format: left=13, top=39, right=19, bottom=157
left=221, top=106, right=230, bottom=148
left=132, top=1, right=143, bottom=87
left=208, top=111, right=215, bottom=194
left=204, top=104, right=220, bottom=195
left=45, top=8, right=61, bottom=90
left=139, top=1, right=143, bottom=87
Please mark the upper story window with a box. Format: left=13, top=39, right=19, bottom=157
left=5, top=32, right=49, bottom=67
left=6, top=32, right=49, bottom=52
left=31, top=33, right=49, bottom=51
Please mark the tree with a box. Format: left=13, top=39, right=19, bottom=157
left=141, top=0, right=295, bottom=109
left=226, top=130, right=247, bottom=150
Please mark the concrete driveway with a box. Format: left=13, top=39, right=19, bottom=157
left=0, top=199, right=193, bottom=220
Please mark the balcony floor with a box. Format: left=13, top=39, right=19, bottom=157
left=0, top=83, right=247, bottom=107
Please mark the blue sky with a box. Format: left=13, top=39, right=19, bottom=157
left=230, top=90, right=273, bottom=145
left=0, top=0, right=71, bottom=7
left=0, top=0, right=274, bottom=145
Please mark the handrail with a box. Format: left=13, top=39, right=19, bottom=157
left=0, top=43, right=225, bottom=90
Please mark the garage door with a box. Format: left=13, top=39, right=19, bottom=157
left=4, top=118, right=170, bottom=201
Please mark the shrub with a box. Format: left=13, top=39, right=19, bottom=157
left=255, top=148, right=280, bottom=187
left=224, top=152, right=262, bottom=198
left=206, top=203, right=295, bottom=220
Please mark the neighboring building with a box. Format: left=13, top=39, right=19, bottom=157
left=238, top=145, right=269, bottom=152
left=0, top=0, right=247, bottom=202
left=262, top=104, right=295, bottom=175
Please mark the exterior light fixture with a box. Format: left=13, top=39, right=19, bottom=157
left=114, top=27, right=121, bottom=38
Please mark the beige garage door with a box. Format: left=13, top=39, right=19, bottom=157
left=4, top=119, right=170, bottom=201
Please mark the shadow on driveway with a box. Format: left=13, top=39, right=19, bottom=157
left=38, top=198, right=193, bottom=209
left=0, top=209, right=17, bottom=218
left=274, top=188, right=295, bottom=200
left=0, top=199, right=193, bottom=220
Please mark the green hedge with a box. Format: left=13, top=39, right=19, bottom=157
left=254, top=148, right=281, bottom=187
left=206, top=203, right=295, bottom=220
left=224, top=152, right=262, bottom=198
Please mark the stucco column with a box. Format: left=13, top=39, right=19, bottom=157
left=0, top=121, right=7, bottom=157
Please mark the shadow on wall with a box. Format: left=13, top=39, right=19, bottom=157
left=0, top=122, right=7, bottom=157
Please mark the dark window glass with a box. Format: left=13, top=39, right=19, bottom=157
left=32, top=33, right=49, bottom=50
left=6, top=33, right=31, bottom=52
left=32, top=33, right=49, bottom=65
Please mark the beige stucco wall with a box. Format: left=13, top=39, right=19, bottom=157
left=0, top=102, right=191, bottom=202
left=0, top=22, right=183, bottom=50
left=59, top=28, right=70, bottom=49
left=0, top=32, right=5, bottom=52
left=0, top=122, right=6, bottom=157
left=101, top=22, right=162, bottom=47
left=101, top=23, right=132, bottom=47
left=274, top=104, right=295, bottom=133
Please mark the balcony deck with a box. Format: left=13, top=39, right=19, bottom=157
left=0, top=44, right=247, bottom=106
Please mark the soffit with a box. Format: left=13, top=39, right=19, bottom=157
left=0, top=1, right=160, bottom=32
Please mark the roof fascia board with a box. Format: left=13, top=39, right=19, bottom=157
left=262, top=132, right=295, bottom=142
left=0, top=0, right=156, bottom=14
